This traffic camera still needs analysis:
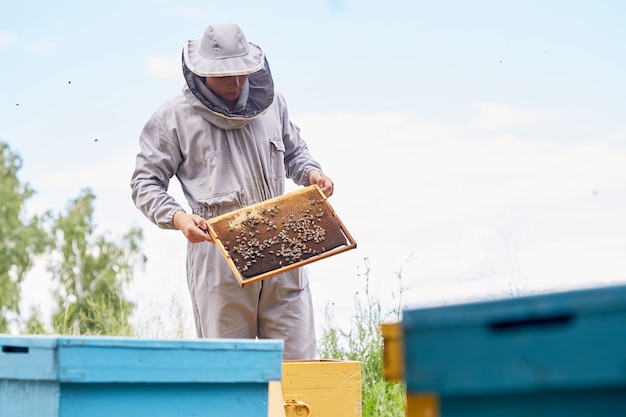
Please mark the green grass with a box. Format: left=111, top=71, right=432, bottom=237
left=317, top=257, right=407, bottom=417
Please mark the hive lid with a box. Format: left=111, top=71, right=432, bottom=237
left=403, top=284, right=626, bottom=331
left=0, top=335, right=283, bottom=383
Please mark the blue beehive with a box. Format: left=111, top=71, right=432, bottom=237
left=402, top=284, right=626, bottom=417
left=0, top=335, right=283, bottom=417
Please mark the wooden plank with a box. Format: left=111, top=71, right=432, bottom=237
left=406, top=392, right=439, bottom=417
left=281, top=360, right=362, bottom=417
left=58, top=383, right=270, bottom=417
left=55, top=337, right=283, bottom=383
left=381, top=322, right=405, bottom=382
left=268, top=381, right=287, bottom=417
left=0, top=380, right=60, bottom=417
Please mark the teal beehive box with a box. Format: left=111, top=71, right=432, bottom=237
left=0, top=335, right=283, bottom=417
left=402, top=284, right=626, bottom=417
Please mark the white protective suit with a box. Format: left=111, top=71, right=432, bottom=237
left=130, top=57, right=323, bottom=359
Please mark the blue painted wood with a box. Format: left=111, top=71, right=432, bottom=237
left=0, top=336, right=283, bottom=417
left=0, top=380, right=59, bottom=417
left=440, top=386, right=626, bottom=417
left=58, top=383, right=269, bottom=417
left=0, top=336, right=58, bottom=380
left=56, top=337, right=283, bottom=383
left=402, top=284, right=626, bottom=416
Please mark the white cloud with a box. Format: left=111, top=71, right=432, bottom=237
left=293, top=109, right=626, bottom=307
left=469, top=101, right=560, bottom=131
left=146, top=54, right=180, bottom=78
left=0, top=32, right=17, bottom=50
left=31, top=40, right=57, bottom=56
left=608, top=125, right=626, bottom=144
left=20, top=108, right=626, bottom=336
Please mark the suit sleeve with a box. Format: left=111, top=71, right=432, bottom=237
left=130, top=112, right=186, bottom=229
left=277, top=93, right=323, bottom=186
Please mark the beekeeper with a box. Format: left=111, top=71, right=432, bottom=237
left=130, top=23, right=334, bottom=359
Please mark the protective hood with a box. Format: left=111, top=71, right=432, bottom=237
left=182, top=55, right=275, bottom=130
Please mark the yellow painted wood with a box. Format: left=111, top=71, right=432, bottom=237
left=406, top=392, right=439, bottom=417
left=381, top=322, right=405, bottom=382
left=268, top=381, right=286, bottom=417
left=281, top=360, right=362, bottom=416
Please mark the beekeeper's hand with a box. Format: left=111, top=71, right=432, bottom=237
left=309, top=170, right=334, bottom=198
left=173, top=211, right=213, bottom=243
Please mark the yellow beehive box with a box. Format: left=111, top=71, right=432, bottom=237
left=280, top=360, right=362, bottom=417
left=381, top=322, right=405, bottom=382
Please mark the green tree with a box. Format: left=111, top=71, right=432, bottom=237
left=0, top=142, right=49, bottom=333
left=49, top=189, right=145, bottom=335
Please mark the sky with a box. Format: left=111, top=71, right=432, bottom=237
left=1, top=0, right=626, bottom=338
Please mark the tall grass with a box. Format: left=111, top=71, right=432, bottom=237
left=53, top=296, right=134, bottom=336
left=317, top=257, right=406, bottom=417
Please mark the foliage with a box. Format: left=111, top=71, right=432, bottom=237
left=317, top=258, right=406, bottom=417
left=23, top=306, right=47, bottom=334
left=0, top=142, right=50, bottom=333
left=1, top=141, right=146, bottom=336
left=48, top=189, right=145, bottom=336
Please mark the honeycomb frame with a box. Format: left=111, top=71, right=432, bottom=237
left=206, top=185, right=357, bottom=287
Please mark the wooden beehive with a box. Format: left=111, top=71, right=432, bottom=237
left=0, top=335, right=283, bottom=417
left=400, top=284, right=626, bottom=417
left=207, top=185, right=357, bottom=287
